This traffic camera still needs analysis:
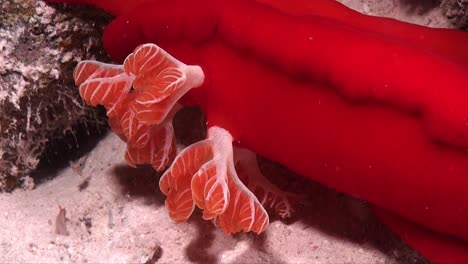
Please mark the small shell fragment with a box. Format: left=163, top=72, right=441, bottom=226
left=55, top=206, right=70, bottom=236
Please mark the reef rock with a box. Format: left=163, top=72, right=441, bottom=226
left=0, top=0, right=109, bottom=191
left=442, top=0, right=468, bottom=29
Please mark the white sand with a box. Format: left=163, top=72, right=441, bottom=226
left=0, top=133, right=421, bottom=263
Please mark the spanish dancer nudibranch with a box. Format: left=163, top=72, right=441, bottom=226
left=46, top=0, right=468, bottom=262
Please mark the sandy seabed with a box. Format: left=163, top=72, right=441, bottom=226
left=0, top=132, right=425, bottom=263
left=0, top=0, right=452, bottom=263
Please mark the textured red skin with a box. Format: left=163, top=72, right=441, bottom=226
left=180, top=39, right=468, bottom=240
left=102, top=1, right=468, bottom=151
left=259, top=0, right=468, bottom=66
left=179, top=40, right=468, bottom=262
left=45, top=0, right=468, bottom=65
left=101, top=0, right=468, bottom=150
left=217, top=2, right=468, bottom=148
left=96, top=0, right=468, bottom=66
left=44, top=0, right=468, bottom=261
left=374, top=208, right=468, bottom=263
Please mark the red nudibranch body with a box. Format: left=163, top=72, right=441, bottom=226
left=46, top=0, right=468, bottom=262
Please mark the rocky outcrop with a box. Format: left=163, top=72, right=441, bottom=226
left=0, top=1, right=109, bottom=191
left=442, top=0, right=468, bottom=29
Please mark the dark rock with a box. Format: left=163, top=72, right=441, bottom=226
left=0, top=0, right=111, bottom=191
left=441, top=0, right=468, bottom=29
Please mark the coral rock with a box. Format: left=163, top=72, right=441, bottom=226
left=0, top=0, right=110, bottom=191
